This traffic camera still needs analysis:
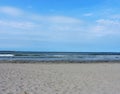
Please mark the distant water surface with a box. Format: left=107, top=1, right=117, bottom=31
left=0, top=51, right=120, bottom=62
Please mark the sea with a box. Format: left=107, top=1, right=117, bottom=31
left=0, top=51, right=120, bottom=62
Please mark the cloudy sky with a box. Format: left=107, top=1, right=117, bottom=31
left=0, top=0, right=120, bottom=52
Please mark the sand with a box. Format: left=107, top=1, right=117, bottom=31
left=0, top=63, right=120, bottom=94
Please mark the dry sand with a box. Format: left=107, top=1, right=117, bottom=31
left=0, top=63, right=120, bottom=94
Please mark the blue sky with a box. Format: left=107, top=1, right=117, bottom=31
left=0, top=0, right=120, bottom=52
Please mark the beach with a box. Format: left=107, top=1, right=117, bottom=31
left=0, top=62, right=120, bottom=94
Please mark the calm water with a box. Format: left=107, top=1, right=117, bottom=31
left=0, top=51, right=120, bottom=62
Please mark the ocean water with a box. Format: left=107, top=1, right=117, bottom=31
left=0, top=51, right=120, bottom=62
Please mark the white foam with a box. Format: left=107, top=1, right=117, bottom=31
left=0, top=54, right=14, bottom=57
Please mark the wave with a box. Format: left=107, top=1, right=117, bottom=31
left=0, top=54, right=14, bottom=57
left=0, top=51, right=120, bottom=61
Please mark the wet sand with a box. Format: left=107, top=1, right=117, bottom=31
left=0, top=62, right=120, bottom=94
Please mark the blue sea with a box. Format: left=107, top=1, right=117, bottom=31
left=0, top=51, right=120, bottom=62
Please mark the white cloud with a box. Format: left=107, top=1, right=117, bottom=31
left=1, top=6, right=120, bottom=42
left=83, top=13, right=93, bottom=16
left=0, top=6, right=83, bottom=31
left=0, top=20, right=36, bottom=29
left=96, top=19, right=120, bottom=25
left=28, top=15, right=83, bottom=32
left=30, top=15, right=82, bottom=24
left=0, top=6, right=23, bottom=16
left=110, top=14, right=120, bottom=19
left=89, top=19, right=120, bottom=37
left=48, top=16, right=82, bottom=23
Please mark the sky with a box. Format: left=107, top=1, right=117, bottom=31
left=0, top=0, right=120, bottom=52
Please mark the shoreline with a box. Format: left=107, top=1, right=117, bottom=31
left=0, top=60, right=120, bottom=63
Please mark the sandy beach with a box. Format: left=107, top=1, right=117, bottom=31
left=0, top=62, right=120, bottom=94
